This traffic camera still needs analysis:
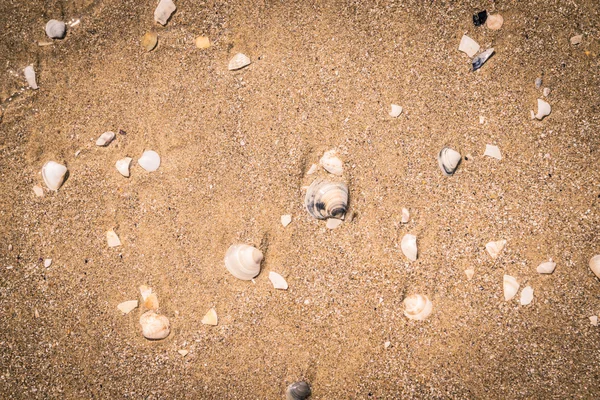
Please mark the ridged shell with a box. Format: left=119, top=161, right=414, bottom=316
left=319, top=150, right=343, bottom=176
left=590, top=255, right=600, bottom=279
left=42, top=161, right=67, bottom=191
left=224, top=244, right=263, bottom=280
left=45, top=19, right=66, bottom=39
left=228, top=53, right=251, bottom=70
left=139, top=311, right=170, bottom=340
left=286, top=381, right=312, bottom=400
left=503, top=275, right=519, bottom=301
left=154, top=0, right=176, bottom=25
left=24, top=66, right=38, bottom=89
left=401, top=234, right=417, bottom=261
left=304, top=178, right=348, bottom=220
left=438, top=147, right=462, bottom=176
left=403, top=294, right=433, bottom=321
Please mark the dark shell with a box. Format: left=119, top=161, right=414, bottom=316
left=286, top=381, right=312, bottom=400
left=304, top=178, right=348, bottom=220
left=472, top=48, right=495, bottom=71
left=437, top=147, right=462, bottom=176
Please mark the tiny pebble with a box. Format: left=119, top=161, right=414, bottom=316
left=44, top=259, right=52, bottom=268
left=384, top=341, right=391, bottom=349
left=535, top=77, right=542, bottom=89
left=570, top=34, right=583, bottom=45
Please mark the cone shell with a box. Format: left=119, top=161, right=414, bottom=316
left=403, top=294, right=433, bottom=321
left=228, top=53, right=251, bottom=70
left=224, top=244, right=263, bottom=280
left=286, top=381, right=312, bottom=400
left=438, top=147, right=461, bottom=176
left=590, top=255, right=600, bottom=279
left=503, top=275, right=519, bottom=301
left=304, top=178, right=348, bottom=220
left=139, top=311, right=170, bottom=340
left=401, top=234, right=417, bottom=261
left=42, top=161, right=67, bottom=191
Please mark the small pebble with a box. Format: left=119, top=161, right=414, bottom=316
left=33, top=185, right=44, bottom=197
left=570, top=34, right=583, bottom=45
left=44, top=259, right=52, bottom=268
left=543, top=87, right=551, bottom=97
left=326, top=218, right=343, bottom=229
left=384, top=341, right=391, bottom=349
left=141, top=32, right=158, bottom=52
left=34, top=309, right=39, bottom=318
left=389, top=104, right=403, bottom=118
left=8, top=244, right=13, bottom=251
left=535, top=77, right=542, bottom=89
left=195, top=36, right=210, bottom=49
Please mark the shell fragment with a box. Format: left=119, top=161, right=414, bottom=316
left=115, top=157, right=133, bottom=177
left=401, top=234, right=418, bottom=261
left=484, top=144, right=502, bottom=160
left=458, top=35, right=480, bottom=57
left=503, top=275, right=519, bottom=301
left=117, top=300, right=139, bottom=315
left=281, top=214, right=292, bottom=227
left=228, top=53, right=251, bottom=70
left=106, top=230, right=122, bottom=247
left=486, top=240, right=506, bottom=259
left=269, top=271, right=288, bottom=290
left=389, top=104, right=403, bottom=118
left=96, top=131, right=115, bottom=146
left=520, top=286, right=534, bottom=305
left=201, top=308, right=218, bottom=326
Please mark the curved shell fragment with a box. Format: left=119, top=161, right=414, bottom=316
left=458, top=35, right=480, bottom=57
left=117, top=300, right=138, bottom=315
left=24, top=66, right=38, bottom=89
left=484, top=144, right=502, bottom=160
left=589, top=255, right=600, bottom=279
left=228, top=53, right=251, bottom=70
left=138, top=150, right=161, bottom=172
left=520, top=286, right=534, bottom=305
left=486, top=239, right=506, bottom=259
left=533, top=99, right=551, bottom=120
left=269, top=271, right=288, bottom=290
left=115, top=157, right=133, bottom=177
left=154, top=0, right=176, bottom=25
left=389, top=104, right=403, bottom=118
left=96, top=131, right=115, bottom=146
left=503, top=275, right=519, bottom=301
left=401, top=234, right=418, bottom=261
left=201, top=308, right=218, bottom=326
left=106, top=230, right=122, bottom=247
left=42, top=161, right=67, bottom=191
left=319, top=150, right=343, bottom=176
left=537, top=260, right=556, bottom=274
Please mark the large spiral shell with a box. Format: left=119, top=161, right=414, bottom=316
left=403, top=294, right=433, bottom=321
left=224, top=244, right=263, bottom=280
left=304, top=178, right=348, bottom=220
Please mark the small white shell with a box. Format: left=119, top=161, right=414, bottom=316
left=403, top=294, right=432, bottom=320
left=24, top=65, right=38, bottom=89
left=401, top=208, right=410, bottom=223
left=45, top=19, right=66, bottom=39
left=42, top=161, right=67, bottom=191
left=401, top=234, right=418, bottom=261
left=520, top=286, right=534, bottom=305
left=304, top=178, right=348, bottom=220
left=106, top=230, right=121, bottom=247
left=438, top=147, right=461, bottom=176
left=201, top=308, right=218, bottom=326
left=543, top=87, right=551, bottom=97
left=96, top=131, right=115, bottom=146
left=115, top=157, right=133, bottom=177
left=228, top=53, right=251, bottom=70
left=483, top=144, right=502, bottom=160
left=281, top=214, right=292, bottom=227
left=138, top=150, right=160, bottom=172
left=503, top=275, right=519, bottom=301
left=326, top=218, right=343, bottom=229
left=286, top=381, right=312, bottom=400
left=139, top=311, right=170, bottom=340
left=533, top=99, right=551, bottom=120
left=389, top=104, right=403, bottom=118
left=154, top=0, right=176, bottom=25
left=320, top=150, right=343, bottom=176
left=537, top=260, right=556, bottom=274
left=117, top=300, right=138, bottom=315
left=458, top=35, right=480, bottom=57
left=44, top=259, right=52, bottom=268
left=269, top=271, right=288, bottom=290
left=486, top=14, right=504, bottom=30
left=486, top=239, right=506, bottom=259
left=589, top=255, right=600, bottom=279
left=224, top=244, right=263, bottom=280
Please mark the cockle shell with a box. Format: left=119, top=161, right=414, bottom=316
left=24, top=65, right=38, bottom=89
left=228, top=53, right=251, bottom=70
left=401, top=234, right=417, bottom=261
left=486, top=14, right=504, bottom=30
left=486, top=239, right=506, bottom=259
left=96, top=131, right=115, bottom=146
left=304, top=178, right=348, bottom=220
left=532, top=99, right=551, bottom=120
left=45, top=19, right=66, bottom=39
left=537, top=260, right=556, bottom=274
left=269, top=271, right=288, bottom=290
left=438, top=147, right=462, bottom=176
left=42, top=161, right=67, bottom=190
left=520, top=286, right=534, bottom=305
left=138, top=150, right=160, bottom=172
left=139, top=311, right=170, bottom=340
left=201, top=308, right=218, bottom=325
left=320, top=150, right=343, bottom=176
left=458, top=35, right=480, bottom=57
left=484, top=144, right=502, bottom=160
left=589, top=255, right=600, bottom=279
left=115, top=157, right=132, bottom=177
left=472, top=48, right=494, bottom=71
left=389, top=104, right=403, bottom=118
left=154, top=0, right=176, bottom=26
left=286, top=381, right=312, bottom=400
left=224, top=244, right=263, bottom=280
left=403, top=294, right=433, bottom=321
left=503, top=275, right=519, bottom=301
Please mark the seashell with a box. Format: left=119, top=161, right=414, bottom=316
left=486, top=14, right=504, bottom=30
left=304, top=178, right=348, bottom=220
left=570, top=34, right=583, bottom=45
left=45, top=19, right=66, bottom=39
left=458, top=35, right=480, bottom=57
left=33, top=185, right=44, bottom=197
left=115, top=157, right=133, bottom=177
left=483, top=144, right=502, bottom=160
left=472, top=48, right=494, bottom=71
left=520, top=286, right=534, bottom=305
left=320, top=150, right=343, bottom=176
left=141, top=32, right=158, bottom=52
left=401, top=208, right=410, bottom=223
left=224, top=244, right=263, bottom=280
left=269, top=271, right=288, bottom=290
left=403, top=294, right=433, bottom=320
left=589, top=255, right=600, bottom=279
left=486, top=239, right=506, bottom=259
left=281, top=214, right=292, bottom=227
left=389, top=104, right=403, bottom=118
left=532, top=99, right=551, bottom=120
left=543, top=87, right=551, bottom=97
left=42, top=161, right=67, bottom=190
left=401, top=234, right=418, bottom=261
left=106, top=230, right=122, bottom=247
left=503, top=275, right=519, bottom=301
left=117, top=300, right=138, bottom=315
left=24, top=65, right=38, bottom=89
left=96, top=131, right=115, bottom=146
left=154, top=0, right=176, bottom=26
left=437, top=147, right=462, bottom=176
left=138, top=150, right=161, bottom=172
left=195, top=36, right=210, bottom=49
left=228, top=53, right=251, bottom=70
left=591, top=316, right=599, bottom=326
left=465, top=269, right=474, bottom=280
left=178, top=349, right=189, bottom=356
left=201, top=308, right=218, bottom=326
left=44, top=259, right=52, bottom=268
left=286, top=381, right=312, bottom=400
left=139, top=311, right=170, bottom=340
left=326, top=218, right=343, bottom=229
left=537, top=260, right=556, bottom=274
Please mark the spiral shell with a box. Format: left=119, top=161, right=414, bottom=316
left=304, top=178, right=348, bottom=220
left=437, top=147, right=462, bottom=176
left=224, top=244, right=263, bottom=280
left=286, top=381, right=312, bottom=400
left=403, top=294, right=433, bottom=321
left=139, top=311, right=170, bottom=340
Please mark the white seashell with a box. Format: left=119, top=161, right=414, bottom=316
left=286, top=381, right=312, bottom=400
left=589, top=255, right=600, bottom=279
left=543, top=87, right=551, bottom=97
left=42, top=161, right=67, bottom=190
left=401, top=208, right=410, bottom=223
left=304, top=178, right=348, bottom=220
left=437, top=147, right=462, bottom=176
left=106, top=230, right=122, bottom=247
left=281, top=214, right=292, bottom=227
left=503, top=275, right=519, bottom=301
left=224, top=244, right=263, bottom=280
left=228, top=53, right=251, bottom=70
left=139, top=311, right=170, bottom=340
left=320, top=150, right=343, bottom=176
left=44, top=259, right=52, bottom=268
left=154, top=0, right=176, bottom=26
left=403, top=294, right=432, bottom=321
left=458, top=35, right=480, bottom=57
left=115, top=157, right=133, bottom=177
left=33, top=185, right=44, bottom=197
left=520, top=286, right=534, bottom=305
left=484, top=144, right=502, bottom=160
left=590, top=316, right=599, bottom=326
left=326, top=218, right=343, bottom=229
left=486, top=14, right=504, bottom=30
left=24, top=65, right=38, bottom=89
left=178, top=349, right=189, bottom=356
left=486, top=239, right=506, bottom=259
left=201, top=308, right=218, bottom=326
left=138, top=150, right=160, bottom=172
left=570, top=34, right=583, bottom=45
left=389, top=104, right=403, bottom=118
left=117, top=300, right=138, bottom=315
left=533, top=99, right=551, bottom=120
left=45, top=19, right=66, bottom=39
left=269, top=271, right=288, bottom=290
left=96, top=131, right=115, bottom=146
left=401, top=234, right=418, bottom=261
left=537, top=260, right=556, bottom=274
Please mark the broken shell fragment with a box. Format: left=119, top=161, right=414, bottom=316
left=389, top=104, right=403, bottom=118
left=486, top=14, right=504, bottom=30
left=543, top=87, right=551, bottom=97
left=45, top=19, right=66, bottom=39
left=106, top=230, right=122, bottom=247
left=141, top=32, right=158, bottom=52
left=269, top=271, right=288, bottom=290
left=138, top=285, right=158, bottom=310
left=286, top=381, right=312, bottom=400
left=570, top=34, right=583, bottom=45
left=115, top=157, right=133, bottom=177
left=24, top=65, right=38, bottom=89
left=44, top=259, right=52, bottom=268
left=201, top=308, right=218, bottom=326
left=458, top=35, right=480, bottom=58
left=403, top=294, right=433, bottom=321
left=154, top=0, right=176, bottom=26
left=33, top=185, right=44, bottom=197
left=532, top=99, right=551, bottom=120
left=42, top=161, right=67, bottom=191
left=281, top=214, right=292, bottom=227
left=486, top=239, right=506, bottom=259
left=401, top=208, right=410, bottom=223
left=590, top=316, right=599, bottom=326
left=503, top=275, right=519, bottom=301
left=326, top=218, right=343, bottom=229
left=401, top=234, right=418, bottom=261
left=139, top=311, right=170, bottom=340
left=589, top=255, right=600, bottom=279
left=438, top=147, right=462, bottom=176
left=224, top=244, right=263, bottom=280
left=472, top=48, right=494, bottom=71
left=537, top=260, right=556, bottom=274
left=195, top=36, right=210, bottom=49
left=117, top=300, right=138, bottom=315
left=520, top=286, right=534, bottom=305
left=228, top=53, right=251, bottom=70
left=304, top=178, right=348, bottom=220
left=465, top=269, right=475, bottom=280
left=484, top=144, right=502, bottom=160
left=178, top=349, right=189, bottom=356
left=320, top=150, right=343, bottom=176
left=138, top=150, right=160, bottom=172
left=96, top=131, right=115, bottom=146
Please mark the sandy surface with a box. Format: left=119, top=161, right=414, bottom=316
left=1, top=0, right=599, bottom=398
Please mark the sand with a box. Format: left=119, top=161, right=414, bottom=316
left=1, top=0, right=599, bottom=398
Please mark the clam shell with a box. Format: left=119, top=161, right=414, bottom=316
left=486, top=14, right=504, bottom=30
left=458, top=34, right=480, bottom=57
left=141, top=32, right=158, bottom=52
left=228, top=53, right=251, bottom=70
left=320, top=150, right=343, bottom=176
left=269, top=271, right=288, bottom=290
left=537, top=260, right=556, bottom=274
left=115, top=157, right=133, bottom=177
left=286, top=381, right=312, bottom=400
left=154, top=0, right=176, bottom=25
left=201, top=308, right=218, bottom=326
left=96, top=131, right=115, bottom=146
left=437, top=147, right=462, bottom=176
left=520, top=286, right=533, bottom=305
left=503, top=275, right=519, bottom=301
left=403, top=294, right=432, bottom=321
left=472, top=48, right=494, bottom=71
left=486, top=239, right=506, bottom=259
left=304, top=178, right=348, bottom=220
left=224, top=244, right=263, bottom=280
left=401, top=234, right=417, bottom=261
left=389, top=104, right=403, bottom=118
left=139, top=311, right=170, bottom=340
left=589, top=255, right=600, bottom=279
left=533, top=99, right=551, bottom=120
left=45, top=19, right=66, bottom=39
left=138, top=150, right=160, bottom=172
left=42, top=161, right=67, bottom=191
left=24, top=65, right=38, bottom=89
